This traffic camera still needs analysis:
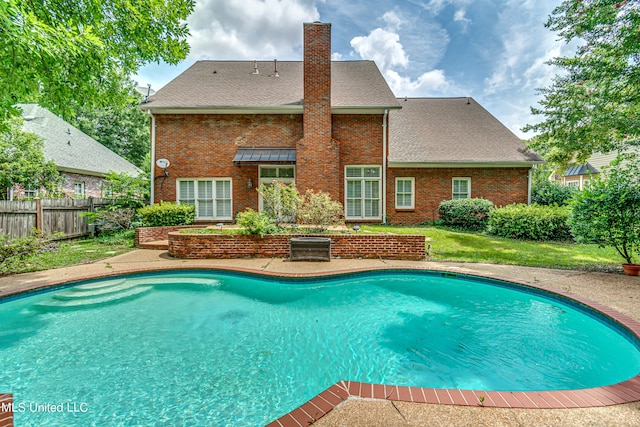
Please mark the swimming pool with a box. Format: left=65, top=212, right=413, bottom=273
left=1, top=269, right=639, bottom=426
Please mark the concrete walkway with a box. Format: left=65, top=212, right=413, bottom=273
left=0, top=250, right=639, bottom=426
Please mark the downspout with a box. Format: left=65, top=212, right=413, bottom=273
left=527, top=167, right=533, bottom=205
left=382, top=109, right=388, bottom=223
left=149, top=111, right=156, bottom=206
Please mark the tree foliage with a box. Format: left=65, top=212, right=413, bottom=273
left=569, top=157, right=640, bottom=264
left=525, top=0, right=640, bottom=167
left=69, top=79, right=150, bottom=168
left=0, top=0, right=194, bottom=126
left=257, top=182, right=301, bottom=226
left=0, top=118, right=59, bottom=199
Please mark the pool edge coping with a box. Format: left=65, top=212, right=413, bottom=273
left=1, top=264, right=639, bottom=427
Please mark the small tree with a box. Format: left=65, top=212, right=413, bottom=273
left=297, top=190, right=344, bottom=232
left=257, top=181, right=301, bottom=226
left=569, top=158, right=640, bottom=264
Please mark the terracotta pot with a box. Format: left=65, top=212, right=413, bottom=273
left=622, top=263, right=640, bottom=276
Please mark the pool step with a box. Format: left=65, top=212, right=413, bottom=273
left=35, top=286, right=152, bottom=310
left=69, top=278, right=128, bottom=292
left=54, top=280, right=140, bottom=300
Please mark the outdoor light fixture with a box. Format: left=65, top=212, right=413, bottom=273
left=247, top=178, right=253, bottom=189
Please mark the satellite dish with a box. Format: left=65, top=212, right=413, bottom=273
left=135, top=85, right=156, bottom=101
left=156, top=158, right=170, bottom=169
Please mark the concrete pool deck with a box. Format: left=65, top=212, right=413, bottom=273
left=0, top=249, right=639, bottom=426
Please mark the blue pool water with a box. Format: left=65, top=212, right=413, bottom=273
left=1, top=270, right=639, bottom=426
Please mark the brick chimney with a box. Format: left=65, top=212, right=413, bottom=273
left=297, top=22, right=340, bottom=200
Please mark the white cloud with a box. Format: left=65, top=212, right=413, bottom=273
left=350, top=28, right=409, bottom=72
left=423, top=0, right=472, bottom=15
left=382, top=10, right=404, bottom=30
left=187, top=0, right=319, bottom=60
left=385, top=69, right=453, bottom=96
left=453, top=9, right=470, bottom=31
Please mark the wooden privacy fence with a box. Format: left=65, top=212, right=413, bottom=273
left=0, top=198, right=112, bottom=240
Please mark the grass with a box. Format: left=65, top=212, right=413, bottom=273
left=1, top=225, right=624, bottom=276
left=1, top=230, right=135, bottom=276
left=362, top=225, right=622, bottom=271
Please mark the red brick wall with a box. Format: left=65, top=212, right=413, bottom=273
left=298, top=22, right=341, bottom=201
left=386, top=167, right=531, bottom=224
left=135, top=225, right=203, bottom=246
left=168, top=232, right=425, bottom=260
left=153, top=113, right=302, bottom=212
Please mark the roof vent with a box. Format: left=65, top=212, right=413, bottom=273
left=273, top=59, right=279, bottom=77
left=252, top=60, right=259, bottom=75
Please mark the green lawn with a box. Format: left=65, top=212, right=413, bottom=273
left=1, top=230, right=135, bottom=276
left=362, top=225, right=621, bottom=271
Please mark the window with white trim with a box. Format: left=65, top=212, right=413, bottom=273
left=345, top=166, right=382, bottom=219
left=395, top=177, right=415, bottom=209
left=177, top=178, right=232, bottom=220
left=452, top=178, right=470, bottom=199
left=74, top=182, right=85, bottom=198
left=566, top=181, right=579, bottom=188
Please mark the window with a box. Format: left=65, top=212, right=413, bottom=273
left=259, top=166, right=295, bottom=179
left=452, top=178, right=470, bottom=199
left=395, top=178, right=414, bottom=209
left=566, top=181, right=580, bottom=188
left=74, top=182, right=85, bottom=198
left=177, top=179, right=232, bottom=220
left=345, top=166, right=381, bottom=219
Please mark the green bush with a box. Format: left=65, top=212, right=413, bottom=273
left=531, top=180, right=578, bottom=206
left=569, top=159, right=640, bottom=264
left=0, top=232, right=58, bottom=275
left=437, top=198, right=494, bottom=230
left=236, top=209, right=279, bottom=237
left=297, top=190, right=344, bottom=232
left=257, top=182, right=300, bottom=225
left=137, top=202, right=195, bottom=227
left=487, top=204, right=572, bottom=241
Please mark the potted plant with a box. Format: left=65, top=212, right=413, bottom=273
left=569, top=157, right=640, bottom=275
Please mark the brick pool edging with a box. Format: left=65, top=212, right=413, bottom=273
left=0, top=265, right=639, bottom=427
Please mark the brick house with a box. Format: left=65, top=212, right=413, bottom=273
left=15, top=104, right=141, bottom=200
left=141, top=22, right=542, bottom=225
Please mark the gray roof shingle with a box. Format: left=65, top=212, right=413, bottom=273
left=389, top=98, right=543, bottom=165
left=18, top=104, right=142, bottom=177
left=140, top=60, right=400, bottom=111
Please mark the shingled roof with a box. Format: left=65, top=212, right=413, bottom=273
left=388, top=97, right=543, bottom=166
left=19, top=104, right=142, bottom=177
left=139, top=60, right=400, bottom=112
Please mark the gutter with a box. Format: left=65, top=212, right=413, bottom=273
left=149, top=111, right=156, bottom=205
left=382, top=109, right=388, bottom=223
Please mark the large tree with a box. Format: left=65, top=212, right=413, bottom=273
left=70, top=78, right=150, bottom=169
left=0, top=118, right=59, bottom=199
left=525, top=0, right=640, bottom=167
left=0, top=0, right=193, bottom=126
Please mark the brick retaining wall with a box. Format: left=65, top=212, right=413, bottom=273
left=135, top=225, right=203, bottom=246
left=167, top=232, right=425, bottom=260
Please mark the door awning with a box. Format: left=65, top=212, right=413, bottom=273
left=233, top=147, right=296, bottom=165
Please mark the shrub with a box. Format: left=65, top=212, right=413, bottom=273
left=137, top=202, right=195, bottom=227
left=569, top=159, right=640, bottom=264
left=92, top=207, right=138, bottom=232
left=487, top=204, right=572, bottom=241
left=437, top=198, right=493, bottom=230
left=236, top=209, right=279, bottom=237
left=297, top=190, right=344, bottom=232
left=257, top=182, right=301, bottom=225
left=0, top=232, right=57, bottom=275
left=531, top=180, right=578, bottom=206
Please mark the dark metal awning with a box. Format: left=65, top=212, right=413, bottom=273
left=233, top=147, right=296, bottom=165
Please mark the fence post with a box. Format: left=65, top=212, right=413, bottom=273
left=35, top=197, right=43, bottom=232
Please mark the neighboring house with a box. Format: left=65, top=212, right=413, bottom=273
left=553, top=149, right=638, bottom=190
left=140, top=22, right=542, bottom=224
left=14, top=104, right=141, bottom=200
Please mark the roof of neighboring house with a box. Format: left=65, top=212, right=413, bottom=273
left=18, top=104, right=142, bottom=177
left=563, top=163, right=599, bottom=177
left=139, top=60, right=400, bottom=112
left=388, top=97, right=543, bottom=166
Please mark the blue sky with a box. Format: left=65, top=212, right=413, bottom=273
left=135, top=0, right=575, bottom=139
